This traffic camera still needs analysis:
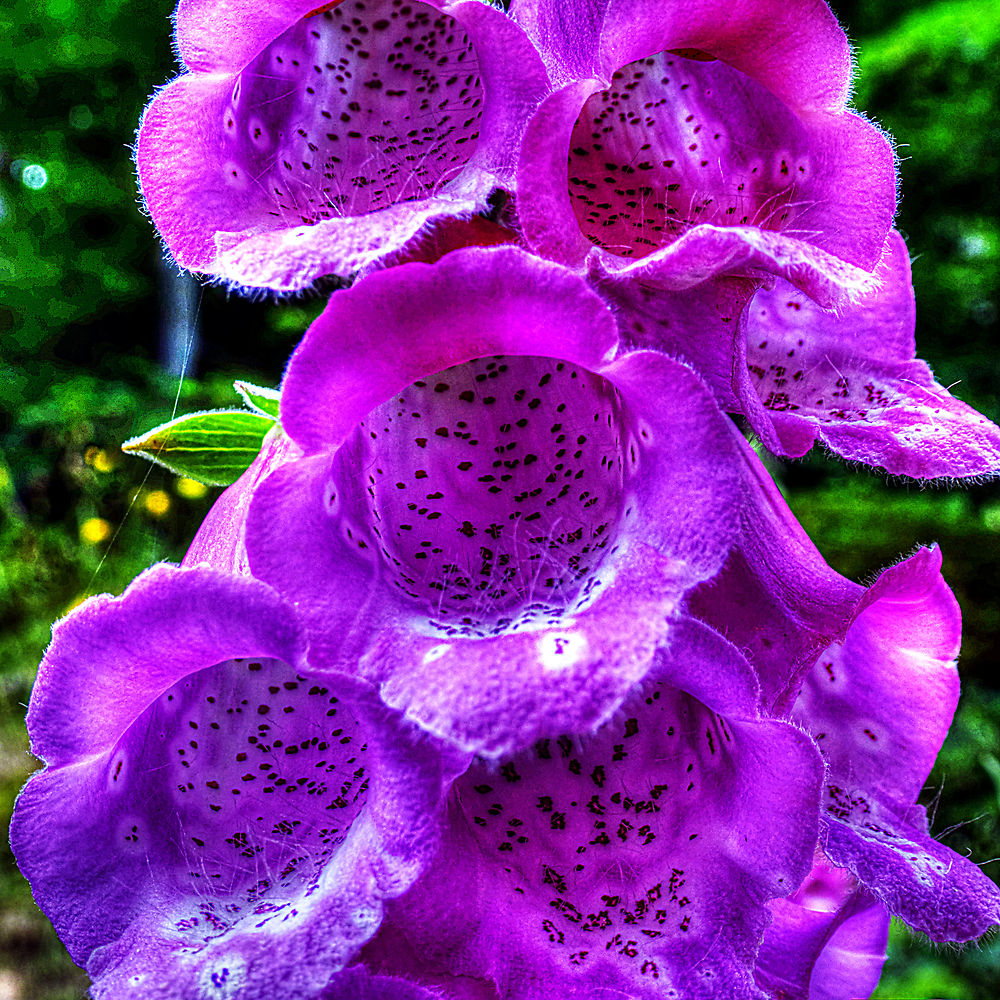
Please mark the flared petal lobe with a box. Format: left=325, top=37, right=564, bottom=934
left=756, top=852, right=889, bottom=1000
left=137, top=0, right=547, bottom=290
left=240, top=247, right=742, bottom=759
left=693, top=437, right=1000, bottom=945
left=11, top=565, right=459, bottom=999
left=803, top=548, right=1000, bottom=941
left=739, top=231, right=1000, bottom=478
left=599, top=232, right=1000, bottom=481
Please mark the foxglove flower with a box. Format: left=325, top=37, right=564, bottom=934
left=10, top=565, right=463, bottom=998
left=612, top=231, right=1000, bottom=478
left=136, top=0, right=547, bottom=290
left=360, top=620, right=825, bottom=999
left=691, top=437, right=1000, bottom=959
left=236, top=245, right=747, bottom=755
left=513, top=0, right=896, bottom=307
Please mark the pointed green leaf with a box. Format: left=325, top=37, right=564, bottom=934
left=122, top=409, right=276, bottom=486
left=234, top=380, right=281, bottom=418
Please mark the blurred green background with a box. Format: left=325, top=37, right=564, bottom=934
left=0, top=0, right=998, bottom=996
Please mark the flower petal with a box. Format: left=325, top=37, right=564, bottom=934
left=799, top=547, right=1000, bottom=941
left=319, top=966, right=443, bottom=999
left=175, top=0, right=315, bottom=74
left=823, top=815, right=1000, bottom=944
left=184, top=426, right=302, bottom=574
left=755, top=851, right=889, bottom=1000
left=11, top=564, right=459, bottom=997
left=688, top=434, right=861, bottom=715
left=598, top=272, right=759, bottom=409
left=738, top=232, right=1000, bottom=478
left=516, top=0, right=853, bottom=113
left=587, top=220, right=884, bottom=308
left=279, top=247, right=620, bottom=455
left=251, top=349, right=741, bottom=757
left=231, top=249, right=746, bottom=756
left=794, top=545, right=961, bottom=810
left=806, top=890, right=890, bottom=1000
left=693, top=439, right=1000, bottom=942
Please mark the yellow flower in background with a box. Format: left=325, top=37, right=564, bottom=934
left=175, top=477, right=208, bottom=500
left=143, top=490, right=171, bottom=517
left=84, top=447, right=118, bottom=474
left=79, top=517, right=111, bottom=545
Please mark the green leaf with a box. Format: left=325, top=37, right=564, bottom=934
left=234, top=380, right=281, bottom=418
left=122, top=409, right=276, bottom=486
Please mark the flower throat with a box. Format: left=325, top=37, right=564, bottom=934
left=344, top=355, right=629, bottom=636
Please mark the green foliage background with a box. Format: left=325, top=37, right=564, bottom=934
left=0, top=0, right=997, bottom=996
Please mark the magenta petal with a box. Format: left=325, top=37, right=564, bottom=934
left=252, top=349, right=741, bottom=757
left=797, top=548, right=1000, bottom=941
left=794, top=546, right=961, bottom=810
left=807, top=890, right=890, bottom=1000
left=279, top=247, right=619, bottom=455
left=517, top=0, right=852, bottom=113
left=739, top=232, right=1000, bottom=478
left=138, top=0, right=547, bottom=289
left=695, top=439, right=1000, bottom=943
left=319, top=966, right=442, bottom=1000
left=366, top=650, right=824, bottom=999
left=11, top=564, right=459, bottom=997
left=823, top=816, right=1000, bottom=944
left=515, top=79, right=602, bottom=267
left=184, top=427, right=302, bottom=574
left=600, top=273, right=759, bottom=411
left=22, top=564, right=302, bottom=765
left=374, top=543, right=714, bottom=756
left=175, top=0, right=315, bottom=73
left=588, top=224, right=882, bottom=309
left=689, top=435, right=861, bottom=715
left=245, top=450, right=393, bottom=670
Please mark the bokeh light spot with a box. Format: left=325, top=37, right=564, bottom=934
left=175, top=477, right=209, bottom=500
left=79, top=517, right=111, bottom=545
left=144, top=489, right=171, bottom=517
left=21, top=164, right=49, bottom=190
